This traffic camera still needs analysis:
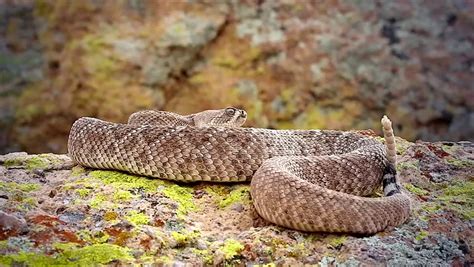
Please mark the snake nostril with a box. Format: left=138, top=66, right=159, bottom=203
left=240, top=111, right=247, bottom=118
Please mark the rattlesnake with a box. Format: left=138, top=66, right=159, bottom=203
left=68, top=107, right=410, bottom=234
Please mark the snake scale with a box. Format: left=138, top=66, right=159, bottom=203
left=68, top=107, right=410, bottom=234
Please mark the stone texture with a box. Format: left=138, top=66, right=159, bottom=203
left=0, top=0, right=473, bottom=153
left=0, top=138, right=472, bottom=265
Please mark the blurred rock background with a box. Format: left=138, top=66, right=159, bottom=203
left=1, top=0, right=473, bottom=154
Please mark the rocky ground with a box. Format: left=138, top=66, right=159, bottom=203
left=2, top=0, right=473, bottom=153
left=0, top=137, right=472, bottom=266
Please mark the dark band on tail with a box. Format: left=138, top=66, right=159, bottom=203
left=382, top=164, right=401, bottom=197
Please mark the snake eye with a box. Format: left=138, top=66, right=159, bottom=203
left=225, top=107, right=236, bottom=116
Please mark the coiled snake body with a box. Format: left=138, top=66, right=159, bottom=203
left=68, top=108, right=410, bottom=234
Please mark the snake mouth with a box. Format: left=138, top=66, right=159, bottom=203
left=237, top=112, right=247, bottom=126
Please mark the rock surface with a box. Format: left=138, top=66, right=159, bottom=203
left=0, top=138, right=472, bottom=266
left=1, top=0, right=473, bottom=153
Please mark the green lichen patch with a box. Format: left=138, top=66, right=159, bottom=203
left=219, top=239, right=244, bottom=260
left=0, top=243, right=133, bottom=266
left=445, top=158, right=473, bottom=168
left=113, top=189, right=134, bottom=202
left=204, top=184, right=251, bottom=209
left=327, top=235, right=347, bottom=249
left=3, top=154, right=52, bottom=170
left=162, top=184, right=196, bottom=218
left=58, top=243, right=133, bottom=265
left=404, top=184, right=429, bottom=196
left=125, top=210, right=150, bottom=226
left=441, top=144, right=457, bottom=154
left=0, top=182, right=40, bottom=192
left=421, top=203, right=442, bottom=214
left=415, top=230, right=429, bottom=241
left=203, top=184, right=229, bottom=196
left=77, top=230, right=110, bottom=244
left=0, top=252, right=56, bottom=267
left=394, top=137, right=412, bottom=155
left=286, top=242, right=309, bottom=258
left=396, top=160, right=419, bottom=172
left=191, top=248, right=213, bottom=264
left=218, top=186, right=251, bottom=209
left=89, top=193, right=108, bottom=209
left=75, top=188, right=91, bottom=198
left=0, top=181, right=40, bottom=211
left=418, top=203, right=443, bottom=221
left=171, top=230, right=200, bottom=247
left=19, top=197, right=37, bottom=211
left=73, top=170, right=200, bottom=219
left=71, top=165, right=86, bottom=177
left=89, top=170, right=165, bottom=192
left=436, top=181, right=474, bottom=220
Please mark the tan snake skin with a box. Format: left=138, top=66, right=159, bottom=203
left=68, top=108, right=411, bottom=234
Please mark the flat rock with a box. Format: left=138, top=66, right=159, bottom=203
left=0, top=139, right=472, bottom=265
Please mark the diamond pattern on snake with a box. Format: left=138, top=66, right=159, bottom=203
left=68, top=107, right=411, bottom=234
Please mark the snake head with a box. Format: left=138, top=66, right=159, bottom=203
left=193, top=107, right=247, bottom=127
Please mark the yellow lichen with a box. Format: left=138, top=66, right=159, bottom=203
left=191, top=248, right=213, bottom=264
left=89, top=193, right=107, bottom=209
left=415, top=230, right=429, bottom=241
left=162, top=184, right=196, bottom=218
left=0, top=182, right=40, bottom=192
left=445, top=158, right=473, bottom=168
left=219, top=239, right=244, bottom=260
left=204, top=185, right=251, bottom=209
left=171, top=230, right=200, bottom=247
left=113, top=190, right=134, bottom=202
left=77, top=230, right=110, bottom=244
left=103, top=211, right=118, bottom=221
left=218, top=186, right=251, bottom=208
left=3, top=154, right=53, bottom=170
left=404, top=184, right=429, bottom=196
left=76, top=188, right=91, bottom=198
left=326, top=235, right=347, bottom=249
left=0, top=243, right=133, bottom=266
left=397, top=160, right=420, bottom=171
left=89, top=170, right=165, bottom=192
left=437, top=181, right=474, bottom=220
left=71, top=166, right=86, bottom=177
left=125, top=210, right=149, bottom=226
left=287, top=242, right=308, bottom=258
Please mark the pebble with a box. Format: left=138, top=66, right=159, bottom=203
left=231, top=203, right=244, bottom=212
left=0, top=210, right=28, bottom=239
left=196, top=239, right=208, bottom=250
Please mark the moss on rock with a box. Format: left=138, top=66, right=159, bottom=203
left=415, top=230, right=429, bottom=241
left=218, top=186, right=251, bottom=208
left=171, top=230, right=200, bottom=247
left=125, top=210, right=150, bottom=226
left=327, top=235, right=347, bottom=249
left=204, top=184, right=251, bottom=209
left=404, top=184, right=429, bottom=196
left=89, top=170, right=165, bottom=192
left=3, top=154, right=53, bottom=170
left=437, top=181, right=474, bottom=220
left=219, top=239, right=244, bottom=260
left=0, top=243, right=133, bottom=266
left=162, top=184, right=196, bottom=218
left=0, top=181, right=40, bottom=192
